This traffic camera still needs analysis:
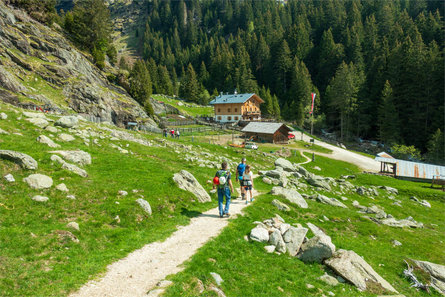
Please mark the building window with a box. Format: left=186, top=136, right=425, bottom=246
left=228, top=116, right=232, bottom=121
left=218, top=108, right=221, bottom=112
left=217, top=116, right=222, bottom=120
left=235, top=108, right=238, bottom=112
left=234, top=116, right=238, bottom=120
left=228, top=108, right=231, bottom=112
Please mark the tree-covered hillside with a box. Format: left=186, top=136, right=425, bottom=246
left=137, top=0, right=443, bottom=153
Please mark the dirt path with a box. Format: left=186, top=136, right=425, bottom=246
left=71, top=183, right=260, bottom=297
left=291, top=132, right=380, bottom=172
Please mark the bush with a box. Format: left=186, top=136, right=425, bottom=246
left=390, top=144, right=422, bottom=161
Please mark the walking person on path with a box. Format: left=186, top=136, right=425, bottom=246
left=242, top=165, right=254, bottom=204
left=236, top=158, right=246, bottom=200
left=213, top=161, right=234, bottom=218
left=176, top=130, right=180, bottom=139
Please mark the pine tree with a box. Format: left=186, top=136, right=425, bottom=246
left=129, top=60, right=153, bottom=115
left=273, top=39, right=292, bottom=96
left=179, top=63, right=200, bottom=102
left=425, top=129, right=445, bottom=165
left=286, top=58, right=313, bottom=124
left=378, top=81, right=400, bottom=145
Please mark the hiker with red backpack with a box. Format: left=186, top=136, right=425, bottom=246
left=213, top=161, right=234, bottom=218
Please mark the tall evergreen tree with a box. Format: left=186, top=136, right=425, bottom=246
left=378, top=81, right=400, bottom=144
left=179, top=63, right=200, bottom=102
left=129, top=60, right=153, bottom=115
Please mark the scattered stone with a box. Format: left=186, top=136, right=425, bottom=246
left=54, top=230, right=79, bottom=243
left=26, top=117, right=49, bottom=128
left=410, top=196, right=431, bottom=208
left=0, top=112, right=7, bottom=120
left=210, top=272, right=224, bottom=286
left=55, top=116, right=78, bottom=128
left=272, top=199, right=291, bottom=212
left=56, top=183, right=69, bottom=192
left=208, top=284, right=227, bottom=297
left=32, top=195, right=49, bottom=202
left=136, top=198, right=152, bottom=216
left=314, top=166, right=322, bottom=171
left=307, top=223, right=328, bottom=237
left=67, top=222, right=80, bottom=231
left=59, top=133, right=75, bottom=142
left=298, top=234, right=336, bottom=263
left=374, top=217, right=423, bottom=228
left=50, top=150, right=91, bottom=166
left=250, top=226, right=270, bottom=243
left=23, top=174, right=53, bottom=189
left=306, top=284, right=315, bottom=289
left=275, top=158, right=295, bottom=172
left=279, top=223, right=291, bottom=235
left=306, top=176, right=331, bottom=191
left=392, top=240, right=402, bottom=247
left=23, top=112, right=47, bottom=119
left=283, top=226, right=308, bottom=256
left=327, top=291, right=335, bottom=296
left=0, top=127, right=9, bottom=134
left=4, top=173, right=15, bottom=182
left=269, top=229, right=286, bottom=253
left=173, top=170, right=211, bottom=203
left=45, top=126, right=58, bottom=133
left=315, top=194, right=347, bottom=208
left=0, top=150, right=38, bottom=169
left=319, top=273, right=339, bottom=286
left=410, top=259, right=445, bottom=295
left=264, top=245, right=276, bottom=253
left=50, top=155, right=88, bottom=177
left=66, top=195, right=76, bottom=200
left=37, top=135, right=60, bottom=148
left=325, top=249, right=398, bottom=293
left=118, top=190, right=128, bottom=196
left=262, top=177, right=272, bottom=184
left=271, top=186, right=308, bottom=208
left=380, top=186, right=398, bottom=195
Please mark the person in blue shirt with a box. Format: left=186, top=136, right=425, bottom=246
left=236, top=158, right=246, bottom=200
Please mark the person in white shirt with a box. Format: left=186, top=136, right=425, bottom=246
left=242, top=165, right=254, bottom=204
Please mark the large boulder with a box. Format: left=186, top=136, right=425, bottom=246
left=295, top=165, right=311, bottom=178
left=250, top=226, right=269, bottom=243
left=274, top=158, right=295, bottom=172
left=26, top=117, right=49, bottom=128
left=37, top=135, right=60, bottom=148
left=0, top=150, right=38, bottom=169
left=23, top=174, right=53, bottom=189
left=55, top=116, right=78, bottom=128
left=50, top=150, right=91, bottom=166
left=271, top=186, right=308, bottom=208
left=0, top=65, right=28, bottom=93
left=173, top=170, right=211, bottom=203
left=315, top=194, right=348, bottom=208
left=375, top=217, right=423, bottom=228
left=325, top=249, right=398, bottom=294
left=298, top=234, right=335, bottom=263
left=283, top=226, right=308, bottom=256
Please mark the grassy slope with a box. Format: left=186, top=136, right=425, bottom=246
left=0, top=103, right=271, bottom=296
left=152, top=94, right=213, bottom=117
left=164, top=155, right=445, bottom=297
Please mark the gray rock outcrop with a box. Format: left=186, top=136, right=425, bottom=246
left=26, top=117, right=49, bottom=128
left=271, top=186, right=308, bottom=208
left=325, top=249, right=398, bottom=294
left=315, top=194, right=348, bottom=208
left=306, top=176, right=332, bottom=191
left=172, top=170, right=211, bottom=203
left=4, top=173, right=15, bottom=182
left=23, top=174, right=53, bottom=189
left=410, top=259, right=445, bottom=295
left=0, top=150, right=38, bottom=169
left=59, top=133, right=75, bottom=142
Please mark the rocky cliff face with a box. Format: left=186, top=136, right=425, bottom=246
left=0, top=1, right=154, bottom=127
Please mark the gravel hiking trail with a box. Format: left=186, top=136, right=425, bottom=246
left=291, top=132, right=381, bottom=172
left=71, top=182, right=260, bottom=297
